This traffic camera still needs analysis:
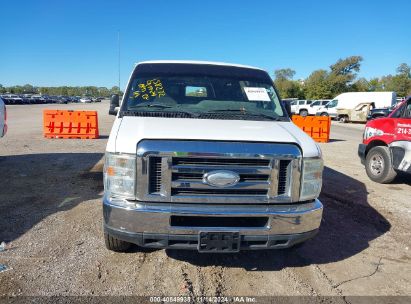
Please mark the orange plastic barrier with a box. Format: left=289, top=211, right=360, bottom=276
left=43, top=110, right=99, bottom=139
left=292, top=115, right=331, bottom=143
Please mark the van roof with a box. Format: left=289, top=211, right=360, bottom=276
left=136, top=60, right=264, bottom=71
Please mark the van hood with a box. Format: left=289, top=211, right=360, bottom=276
left=107, top=117, right=320, bottom=157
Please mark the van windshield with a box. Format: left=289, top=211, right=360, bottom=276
left=327, top=100, right=338, bottom=108
left=121, top=64, right=286, bottom=121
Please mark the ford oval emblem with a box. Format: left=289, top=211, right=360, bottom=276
left=203, top=170, right=240, bottom=188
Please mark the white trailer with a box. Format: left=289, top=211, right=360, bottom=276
left=316, top=92, right=397, bottom=118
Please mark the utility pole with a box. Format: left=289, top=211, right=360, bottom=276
left=118, top=31, right=121, bottom=94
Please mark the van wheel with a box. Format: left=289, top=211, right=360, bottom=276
left=365, top=146, right=397, bottom=183
left=104, top=231, right=131, bottom=252
left=299, top=109, right=308, bottom=117
left=320, top=112, right=329, bottom=117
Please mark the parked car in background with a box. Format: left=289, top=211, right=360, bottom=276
left=367, top=107, right=394, bottom=121
left=337, top=102, right=375, bottom=123
left=19, top=95, right=31, bottom=104
left=30, top=95, right=46, bottom=104
left=48, top=96, right=60, bottom=103
left=21, top=94, right=33, bottom=104
left=307, top=100, right=331, bottom=116
left=1, top=94, right=23, bottom=105
left=316, top=92, right=396, bottom=118
left=290, top=100, right=313, bottom=116
left=282, top=98, right=298, bottom=107
left=69, top=96, right=80, bottom=103
left=316, top=99, right=338, bottom=118
left=56, top=96, right=69, bottom=104
left=0, top=97, right=7, bottom=138
left=80, top=97, right=92, bottom=103
left=359, top=97, right=411, bottom=183
left=42, top=95, right=54, bottom=103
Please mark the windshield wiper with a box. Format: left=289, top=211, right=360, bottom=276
left=122, top=108, right=200, bottom=118
left=205, top=109, right=286, bottom=121
left=128, top=103, right=174, bottom=109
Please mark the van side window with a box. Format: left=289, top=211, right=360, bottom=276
left=327, top=100, right=338, bottom=108
left=298, top=100, right=305, bottom=105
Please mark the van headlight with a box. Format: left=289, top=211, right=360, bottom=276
left=300, top=158, right=323, bottom=201
left=104, top=153, right=136, bottom=199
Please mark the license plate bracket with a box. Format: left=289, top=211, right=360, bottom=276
left=198, top=232, right=240, bottom=253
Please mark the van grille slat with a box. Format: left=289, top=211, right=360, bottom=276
left=278, top=160, right=291, bottom=195
left=171, top=188, right=268, bottom=196
left=172, top=157, right=270, bottom=166
left=172, top=172, right=269, bottom=182
left=148, top=157, right=162, bottom=194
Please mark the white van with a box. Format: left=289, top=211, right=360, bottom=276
left=103, top=60, right=324, bottom=253
left=307, top=100, right=331, bottom=115
left=316, top=92, right=397, bottom=118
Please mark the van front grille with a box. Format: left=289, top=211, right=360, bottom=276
left=136, top=140, right=302, bottom=204
left=170, top=156, right=271, bottom=197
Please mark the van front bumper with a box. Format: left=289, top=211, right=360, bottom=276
left=103, top=196, right=323, bottom=250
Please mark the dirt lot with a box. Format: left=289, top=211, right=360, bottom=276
left=0, top=102, right=410, bottom=301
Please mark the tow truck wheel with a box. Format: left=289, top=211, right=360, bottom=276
left=365, top=146, right=397, bottom=183
left=104, top=231, right=131, bottom=252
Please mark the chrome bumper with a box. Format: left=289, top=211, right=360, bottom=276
left=103, top=196, right=323, bottom=249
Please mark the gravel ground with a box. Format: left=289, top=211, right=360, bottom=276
left=0, top=102, right=410, bottom=301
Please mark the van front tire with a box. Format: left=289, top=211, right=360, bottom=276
left=104, top=231, right=131, bottom=252
left=365, top=146, right=397, bottom=183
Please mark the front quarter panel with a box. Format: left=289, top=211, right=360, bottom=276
left=363, top=118, right=395, bottom=145
left=106, top=117, right=123, bottom=153
left=280, top=122, right=321, bottom=158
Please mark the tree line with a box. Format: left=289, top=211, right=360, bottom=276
left=274, top=56, right=411, bottom=99
left=1, top=57, right=410, bottom=99
left=0, top=84, right=122, bottom=97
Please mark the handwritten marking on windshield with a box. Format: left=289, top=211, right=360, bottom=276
left=133, top=79, right=166, bottom=100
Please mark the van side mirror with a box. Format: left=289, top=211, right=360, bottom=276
left=109, top=94, right=120, bottom=115
left=283, top=101, right=292, bottom=117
